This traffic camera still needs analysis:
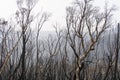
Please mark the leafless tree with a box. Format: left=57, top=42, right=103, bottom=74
left=65, top=0, right=113, bottom=79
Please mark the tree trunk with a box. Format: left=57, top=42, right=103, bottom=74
left=20, top=26, right=26, bottom=80
left=114, top=23, right=120, bottom=80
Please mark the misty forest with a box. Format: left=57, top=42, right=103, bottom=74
left=0, top=0, right=120, bottom=80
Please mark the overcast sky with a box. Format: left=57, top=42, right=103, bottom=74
left=0, top=0, right=120, bottom=31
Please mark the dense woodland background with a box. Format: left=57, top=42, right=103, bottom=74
left=0, top=0, right=120, bottom=80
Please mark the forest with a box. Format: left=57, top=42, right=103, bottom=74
left=0, top=0, right=120, bottom=80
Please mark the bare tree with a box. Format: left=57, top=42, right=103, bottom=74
left=16, top=0, right=38, bottom=80
left=35, top=12, right=50, bottom=80
left=65, top=0, right=113, bottom=79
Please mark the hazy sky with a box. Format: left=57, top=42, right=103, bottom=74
left=0, top=0, right=120, bottom=31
